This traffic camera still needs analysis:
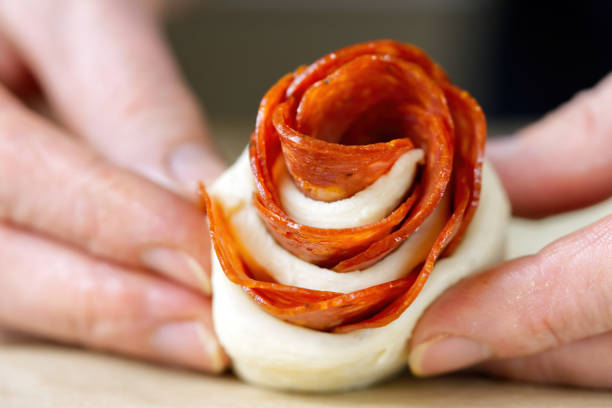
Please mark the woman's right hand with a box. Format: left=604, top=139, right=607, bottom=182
left=409, top=73, right=612, bottom=387
left=0, top=1, right=227, bottom=372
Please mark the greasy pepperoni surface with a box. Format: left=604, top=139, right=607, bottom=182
left=203, top=40, right=486, bottom=332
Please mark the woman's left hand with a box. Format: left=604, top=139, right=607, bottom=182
left=0, top=0, right=227, bottom=371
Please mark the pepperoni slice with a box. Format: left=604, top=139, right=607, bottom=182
left=203, top=40, right=486, bottom=332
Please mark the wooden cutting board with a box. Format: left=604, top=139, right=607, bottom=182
left=2, top=340, right=611, bottom=408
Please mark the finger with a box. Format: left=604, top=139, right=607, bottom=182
left=0, top=85, right=212, bottom=294
left=408, top=214, right=612, bottom=376
left=480, top=331, right=612, bottom=389
left=0, top=222, right=228, bottom=372
left=0, top=1, right=225, bottom=198
left=488, top=73, right=612, bottom=217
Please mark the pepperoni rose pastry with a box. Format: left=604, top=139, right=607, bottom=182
left=203, top=40, right=510, bottom=392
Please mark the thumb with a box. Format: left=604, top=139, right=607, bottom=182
left=408, top=214, right=612, bottom=376
left=488, top=73, right=612, bottom=217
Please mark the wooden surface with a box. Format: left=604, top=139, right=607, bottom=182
left=2, top=340, right=612, bottom=408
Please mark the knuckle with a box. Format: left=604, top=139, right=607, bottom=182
left=520, top=252, right=569, bottom=350
left=68, top=158, right=112, bottom=253
left=567, top=82, right=612, bottom=142
left=67, top=157, right=134, bottom=259
left=573, top=92, right=599, bottom=135
left=70, top=267, right=147, bottom=347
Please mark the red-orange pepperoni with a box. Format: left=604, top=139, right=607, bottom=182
left=202, top=40, right=486, bottom=332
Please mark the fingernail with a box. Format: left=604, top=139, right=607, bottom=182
left=151, top=321, right=227, bottom=373
left=142, top=247, right=211, bottom=295
left=167, top=142, right=225, bottom=195
left=409, top=335, right=491, bottom=377
left=486, top=135, right=519, bottom=160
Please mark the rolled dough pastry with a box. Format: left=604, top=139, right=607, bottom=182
left=209, top=152, right=509, bottom=391
left=204, top=40, right=509, bottom=392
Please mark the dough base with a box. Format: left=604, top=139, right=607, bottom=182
left=211, top=157, right=510, bottom=392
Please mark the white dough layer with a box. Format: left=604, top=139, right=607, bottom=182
left=213, top=151, right=447, bottom=293
left=210, top=150, right=510, bottom=392
left=279, top=149, right=424, bottom=228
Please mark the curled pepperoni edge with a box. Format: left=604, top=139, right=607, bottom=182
left=202, top=40, right=486, bottom=333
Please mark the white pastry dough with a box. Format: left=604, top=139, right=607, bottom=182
left=210, top=150, right=510, bottom=392
left=279, top=149, right=424, bottom=229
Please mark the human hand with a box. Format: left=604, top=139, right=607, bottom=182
left=0, top=1, right=228, bottom=372
left=409, top=73, right=612, bottom=387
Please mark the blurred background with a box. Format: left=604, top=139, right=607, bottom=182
left=165, top=0, right=612, bottom=162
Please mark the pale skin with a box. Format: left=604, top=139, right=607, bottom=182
left=409, top=72, right=612, bottom=387
left=0, top=0, right=610, bottom=387
left=0, top=0, right=227, bottom=372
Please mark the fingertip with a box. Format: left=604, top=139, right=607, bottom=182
left=409, top=335, right=492, bottom=377
left=141, top=247, right=211, bottom=295
left=150, top=321, right=229, bottom=373
left=166, top=141, right=226, bottom=199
